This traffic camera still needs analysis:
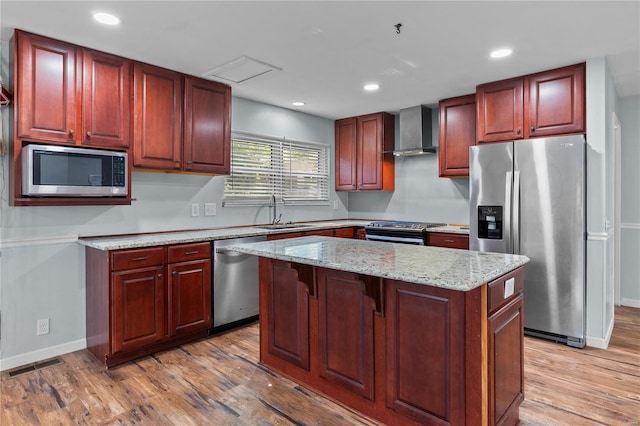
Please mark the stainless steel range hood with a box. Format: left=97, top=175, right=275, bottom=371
left=393, top=105, right=436, bottom=156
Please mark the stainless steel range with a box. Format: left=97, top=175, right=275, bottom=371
left=364, top=221, right=446, bottom=245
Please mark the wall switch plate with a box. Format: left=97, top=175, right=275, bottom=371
left=333, top=200, right=339, bottom=210
left=37, top=318, right=49, bottom=335
left=191, top=203, right=200, bottom=217
left=205, top=203, right=217, bottom=216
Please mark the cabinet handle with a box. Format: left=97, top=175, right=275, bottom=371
left=444, top=239, right=455, bottom=243
left=516, top=128, right=521, bottom=134
left=157, top=274, right=163, bottom=278
left=86, top=131, right=92, bottom=138
left=187, top=161, right=193, bottom=165
left=530, top=126, right=535, bottom=132
left=184, top=250, right=199, bottom=255
left=130, top=256, right=148, bottom=261
left=69, top=129, right=75, bottom=136
left=172, top=271, right=178, bottom=276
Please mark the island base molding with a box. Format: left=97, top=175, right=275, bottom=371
left=259, top=258, right=525, bottom=426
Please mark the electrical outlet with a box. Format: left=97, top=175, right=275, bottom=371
left=37, top=318, right=49, bottom=336
left=191, top=203, right=200, bottom=217
left=205, top=203, right=217, bottom=216
left=333, top=200, right=339, bottom=210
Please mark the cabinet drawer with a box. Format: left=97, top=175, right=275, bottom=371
left=334, top=227, right=355, bottom=238
left=168, top=242, right=211, bottom=263
left=427, top=233, right=469, bottom=249
left=487, top=267, right=524, bottom=315
left=112, top=247, right=165, bottom=271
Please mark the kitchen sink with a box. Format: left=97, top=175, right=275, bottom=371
left=256, top=224, right=313, bottom=230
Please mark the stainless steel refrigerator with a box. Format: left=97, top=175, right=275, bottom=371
left=470, top=135, right=586, bottom=348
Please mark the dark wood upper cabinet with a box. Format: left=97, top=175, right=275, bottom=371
left=526, top=63, right=585, bottom=138
left=476, top=77, right=524, bottom=143
left=183, top=77, right=231, bottom=174
left=476, top=63, right=585, bottom=144
left=335, top=112, right=394, bottom=191
left=438, top=94, right=476, bottom=177
left=335, top=117, right=357, bottom=191
left=133, top=62, right=183, bottom=170
left=16, top=31, right=80, bottom=144
left=82, top=49, right=131, bottom=148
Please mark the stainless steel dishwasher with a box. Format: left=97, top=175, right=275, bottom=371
left=212, top=235, right=266, bottom=329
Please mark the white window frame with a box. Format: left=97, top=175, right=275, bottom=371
left=223, top=130, right=330, bottom=207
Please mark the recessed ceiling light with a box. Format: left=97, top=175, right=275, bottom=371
left=292, top=101, right=305, bottom=107
left=93, top=12, right=120, bottom=26
left=490, top=48, right=512, bottom=59
left=364, top=83, right=380, bottom=91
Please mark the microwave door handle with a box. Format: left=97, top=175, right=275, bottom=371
left=505, top=171, right=512, bottom=254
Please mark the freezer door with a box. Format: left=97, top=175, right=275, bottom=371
left=469, top=142, right=514, bottom=253
left=514, top=135, right=585, bottom=342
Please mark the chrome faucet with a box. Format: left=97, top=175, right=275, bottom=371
left=271, top=195, right=282, bottom=225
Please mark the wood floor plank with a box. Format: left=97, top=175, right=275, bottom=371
left=2, top=308, right=638, bottom=425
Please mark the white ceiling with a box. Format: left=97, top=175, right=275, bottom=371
left=1, top=1, right=639, bottom=120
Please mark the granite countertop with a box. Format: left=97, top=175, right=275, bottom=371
left=426, top=224, right=470, bottom=235
left=227, top=236, right=529, bottom=291
left=78, top=220, right=371, bottom=251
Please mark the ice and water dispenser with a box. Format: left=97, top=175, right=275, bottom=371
left=477, top=206, right=503, bottom=239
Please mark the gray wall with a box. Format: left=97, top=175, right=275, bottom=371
left=0, top=94, right=345, bottom=368
left=348, top=112, right=471, bottom=224
left=619, top=95, right=640, bottom=306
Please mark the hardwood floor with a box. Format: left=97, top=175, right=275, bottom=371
left=2, top=306, right=638, bottom=425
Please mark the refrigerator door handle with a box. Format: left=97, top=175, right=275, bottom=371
left=513, top=170, right=521, bottom=254
left=505, top=171, right=513, bottom=254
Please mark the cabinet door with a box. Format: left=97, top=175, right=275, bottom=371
left=477, top=78, right=524, bottom=143
left=133, top=63, right=183, bottom=170
left=385, top=280, right=466, bottom=425
left=357, top=113, right=391, bottom=190
left=168, top=259, right=212, bottom=336
left=488, top=294, right=524, bottom=426
left=439, top=94, right=476, bottom=177
left=318, top=269, right=374, bottom=400
left=526, top=63, right=585, bottom=138
left=82, top=49, right=131, bottom=148
left=335, top=117, right=357, bottom=191
left=111, top=266, right=165, bottom=354
left=183, top=77, right=231, bottom=174
left=265, top=260, right=310, bottom=370
left=16, top=31, right=80, bottom=144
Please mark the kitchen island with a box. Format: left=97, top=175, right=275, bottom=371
left=229, top=236, right=529, bottom=426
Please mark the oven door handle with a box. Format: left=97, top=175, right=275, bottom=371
left=365, top=234, right=425, bottom=245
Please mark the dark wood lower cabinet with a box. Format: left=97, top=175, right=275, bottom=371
left=259, top=258, right=526, bottom=426
left=318, top=269, right=374, bottom=400
left=168, top=259, right=211, bottom=336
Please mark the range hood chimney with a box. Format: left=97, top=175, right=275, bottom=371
left=393, top=105, right=436, bottom=156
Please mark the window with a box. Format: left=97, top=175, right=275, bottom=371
left=223, top=131, right=329, bottom=206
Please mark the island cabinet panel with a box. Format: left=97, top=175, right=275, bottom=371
left=16, top=31, right=80, bottom=144
left=385, top=280, right=466, bottom=425
left=133, top=62, right=183, bottom=170
left=476, top=78, right=524, bottom=144
left=111, top=266, right=166, bottom=354
left=265, top=260, right=310, bottom=370
left=317, top=269, right=374, bottom=400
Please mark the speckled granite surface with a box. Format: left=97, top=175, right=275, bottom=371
left=78, top=221, right=371, bottom=251
left=227, top=236, right=529, bottom=291
left=426, top=225, right=470, bottom=235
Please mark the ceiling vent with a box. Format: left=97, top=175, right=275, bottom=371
left=202, top=55, right=282, bottom=84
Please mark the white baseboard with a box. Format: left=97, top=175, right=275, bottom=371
left=621, top=298, right=640, bottom=308
left=0, top=339, right=86, bottom=372
left=586, top=315, right=615, bottom=349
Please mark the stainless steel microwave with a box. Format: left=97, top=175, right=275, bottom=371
left=22, top=144, right=128, bottom=197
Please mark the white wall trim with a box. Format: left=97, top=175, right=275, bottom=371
left=586, top=229, right=614, bottom=241
left=0, top=338, right=86, bottom=371
left=620, top=223, right=640, bottom=229
left=0, top=234, right=79, bottom=249
left=621, top=298, right=640, bottom=308
left=586, top=314, right=614, bottom=349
